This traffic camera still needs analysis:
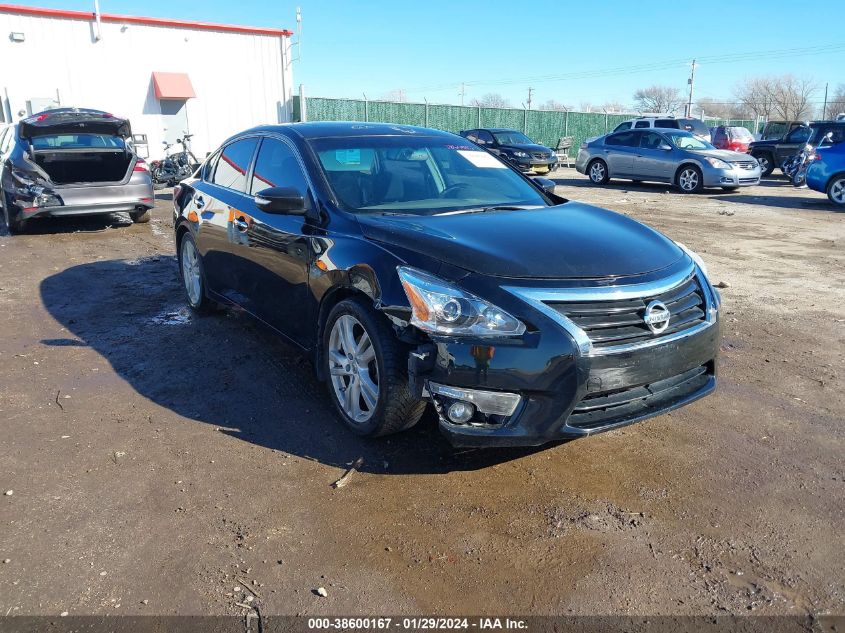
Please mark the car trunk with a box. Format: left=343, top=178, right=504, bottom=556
left=32, top=148, right=132, bottom=185
left=21, top=109, right=134, bottom=185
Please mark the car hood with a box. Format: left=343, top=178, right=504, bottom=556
left=357, top=202, right=684, bottom=280
left=19, top=111, right=131, bottom=139
left=694, top=148, right=753, bottom=162
left=499, top=143, right=553, bottom=154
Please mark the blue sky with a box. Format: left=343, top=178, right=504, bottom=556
left=11, top=0, right=845, bottom=108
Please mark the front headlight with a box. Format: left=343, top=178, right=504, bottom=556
left=704, top=157, right=732, bottom=170
left=397, top=267, right=526, bottom=337
left=511, top=150, right=529, bottom=158
left=674, top=242, right=709, bottom=277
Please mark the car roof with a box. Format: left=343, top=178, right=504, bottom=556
left=243, top=121, right=459, bottom=140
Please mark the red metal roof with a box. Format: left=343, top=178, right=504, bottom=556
left=152, top=72, right=196, bottom=100
left=0, top=3, right=293, bottom=37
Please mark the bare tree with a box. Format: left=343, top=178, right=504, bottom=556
left=578, top=101, right=594, bottom=113
left=469, top=93, right=511, bottom=108
left=695, top=97, right=751, bottom=119
left=381, top=88, right=407, bottom=102
left=734, top=75, right=817, bottom=120
left=538, top=99, right=572, bottom=111
left=633, top=85, right=684, bottom=113
left=824, top=84, right=845, bottom=118
left=600, top=101, right=628, bottom=113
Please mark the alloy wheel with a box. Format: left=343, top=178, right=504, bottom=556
left=181, top=238, right=202, bottom=306
left=328, top=314, right=379, bottom=424
left=589, top=162, right=606, bottom=182
left=757, top=155, right=770, bottom=174
left=830, top=178, right=845, bottom=205
left=679, top=168, right=699, bottom=191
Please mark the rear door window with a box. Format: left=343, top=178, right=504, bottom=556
left=605, top=131, right=640, bottom=147
left=634, top=121, right=650, bottom=129
left=655, top=119, right=680, bottom=129
left=212, top=138, right=259, bottom=192
left=640, top=132, right=667, bottom=149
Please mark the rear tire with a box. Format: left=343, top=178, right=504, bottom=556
left=587, top=159, right=610, bottom=184
left=130, top=208, right=151, bottom=223
left=323, top=298, right=426, bottom=437
left=676, top=165, right=704, bottom=194
left=827, top=175, right=845, bottom=207
left=178, top=232, right=215, bottom=313
left=752, top=152, right=774, bottom=177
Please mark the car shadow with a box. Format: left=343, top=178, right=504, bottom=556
left=40, top=257, right=559, bottom=475
left=1, top=212, right=135, bottom=235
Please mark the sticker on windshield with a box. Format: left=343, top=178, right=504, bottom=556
left=335, top=149, right=361, bottom=165
left=457, top=150, right=507, bottom=169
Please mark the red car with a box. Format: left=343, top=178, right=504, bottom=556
left=711, top=126, right=754, bottom=153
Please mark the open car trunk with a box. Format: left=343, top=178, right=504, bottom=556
left=32, top=148, right=132, bottom=185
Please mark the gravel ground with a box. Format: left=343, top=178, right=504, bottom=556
left=0, top=172, right=843, bottom=618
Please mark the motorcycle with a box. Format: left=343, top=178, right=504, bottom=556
left=150, top=133, right=200, bottom=186
left=783, top=131, right=834, bottom=187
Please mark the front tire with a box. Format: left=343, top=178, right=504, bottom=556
left=676, top=165, right=704, bottom=194
left=827, top=175, right=845, bottom=207
left=752, top=152, right=774, bottom=177
left=587, top=159, right=609, bottom=184
left=324, top=298, right=426, bottom=437
left=2, top=201, right=27, bottom=234
left=178, top=232, right=215, bottom=313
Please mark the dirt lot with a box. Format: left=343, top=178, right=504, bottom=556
left=1, top=173, right=843, bottom=618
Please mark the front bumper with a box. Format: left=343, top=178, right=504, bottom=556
left=702, top=164, right=761, bottom=188
left=410, top=265, right=721, bottom=447
left=508, top=156, right=557, bottom=173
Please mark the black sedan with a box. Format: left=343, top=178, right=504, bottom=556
left=173, top=122, right=721, bottom=447
left=459, top=128, right=557, bottom=174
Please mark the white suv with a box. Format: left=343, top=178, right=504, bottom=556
left=613, top=117, right=711, bottom=143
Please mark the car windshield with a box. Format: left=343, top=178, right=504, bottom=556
left=30, top=134, right=124, bottom=149
left=310, top=136, right=549, bottom=215
left=492, top=131, right=534, bottom=145
left=664, top=133, right=715, bottom=150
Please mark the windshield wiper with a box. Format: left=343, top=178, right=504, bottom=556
left=436, top=205, right=540, bottom=216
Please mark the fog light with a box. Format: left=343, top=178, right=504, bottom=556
left=447, top=401, right=475, bottom=424
left=428, top=382, right=522, bottom=416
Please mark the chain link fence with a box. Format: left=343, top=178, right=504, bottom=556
left=293, top=96, right=758, bottom=155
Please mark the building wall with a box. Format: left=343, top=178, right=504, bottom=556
left=0, top=10, right=293, bottom=158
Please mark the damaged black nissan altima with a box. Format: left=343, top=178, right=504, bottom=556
left=172, top=122, right=721, bottom=447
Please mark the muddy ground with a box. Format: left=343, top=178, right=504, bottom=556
left=0, top=174, right=843, bottom=618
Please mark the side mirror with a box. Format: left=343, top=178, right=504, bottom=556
left=255, top=187, right=307, bottom=215
left=659, top=143, right=673, bottom=151
left=532, top=176, right=556, bottom=194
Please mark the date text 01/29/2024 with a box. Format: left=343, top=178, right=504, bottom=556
left=307, top=617, right=528, bottom=630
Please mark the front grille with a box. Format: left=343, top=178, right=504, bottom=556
left=738, top=177, right=757, bottom=183
left=532, top=152, right=549, bottom=159
left=546, top=275, right=707, bottom=350
left=733, top=161, right=756, bottom=170
left=567, top=364, right=711, bottom=430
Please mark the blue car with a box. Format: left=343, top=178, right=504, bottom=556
left=806, top=141, right=845, bottom=207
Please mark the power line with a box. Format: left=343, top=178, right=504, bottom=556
left=405, top=43, right=845, bottom=95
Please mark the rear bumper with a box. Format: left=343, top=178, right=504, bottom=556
left=13, top=181, right=154, bottom=218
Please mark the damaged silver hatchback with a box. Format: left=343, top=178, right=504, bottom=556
left=0, top=108, right=154, bottom=233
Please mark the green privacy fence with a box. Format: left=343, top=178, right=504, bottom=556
left=293, top=96, right=757, bottom=155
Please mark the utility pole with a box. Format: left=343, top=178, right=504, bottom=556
left=686, top=59, right=697, bottom=117
left=822, top=82, right=829, bottom=119
left=527, top=87, right=534, bottom=110
left=459, top=83, right=465, bottom=107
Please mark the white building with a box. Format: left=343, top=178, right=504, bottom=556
left=0, top=3, right=294, bottom=158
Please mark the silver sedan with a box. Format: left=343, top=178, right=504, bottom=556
left=575, top=128, right=761, bottom=193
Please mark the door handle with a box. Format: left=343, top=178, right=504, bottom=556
left=195, top=196, right=205, bottom=209
left=233, top=217, right=250, bottom=232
